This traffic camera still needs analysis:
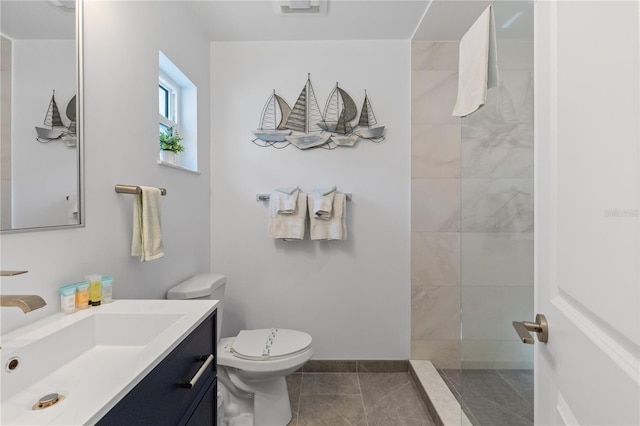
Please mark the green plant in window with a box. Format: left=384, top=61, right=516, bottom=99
left=159, top=127, right=185, bottom=153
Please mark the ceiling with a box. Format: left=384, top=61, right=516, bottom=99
left=1, top=1, right=75, bottom=40
left=184, top=0, right=430, bottom=41
left=0, top=0, right=532, bottom=42
left=185, top=0, right=532, bottom=42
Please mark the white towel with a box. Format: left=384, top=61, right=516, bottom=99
left=131, top=186, right=165, bottom=262
left=452, top=5, right=499, bottom=117
left=275, top=187, right=299, bottom=214
left=308, top=193, right=346, bottom=241
left=312, top=186, right=337, bottom=220
left=268, top=193, right=307, bottom=240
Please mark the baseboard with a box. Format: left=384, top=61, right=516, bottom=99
left=300, top=359, right=409, bottom=373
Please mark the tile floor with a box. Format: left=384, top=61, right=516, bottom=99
left=285, top=372, right=436, bottom=426
left=439, top=369, right=534, bottom=426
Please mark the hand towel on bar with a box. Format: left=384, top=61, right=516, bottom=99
left=308, top=193, right=346, bottom=241
left=275, top=186, right=300, bottom=214
left=268, top=192, right=307, bottom=240
left=451, top=5, right=499, bottom=117
left=312, top=186, right=337, bottom=220
left=131, top=186, right=165, bottom=262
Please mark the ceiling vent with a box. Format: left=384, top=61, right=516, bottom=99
left=279, top=0, right=324, bottom=14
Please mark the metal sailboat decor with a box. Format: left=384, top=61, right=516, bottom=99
left=251, top=74, right=385, bottom=150
left=353, top=90, right=385, bottom=141
left=283, top=74, right=331, bottom=150
left=252, top=90, right=292, bottom=142
left=35, top=90, right=77, bottom=147
left=320, top=82, right=357, bottom=134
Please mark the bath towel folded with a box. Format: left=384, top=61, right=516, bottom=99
left=131, top=186, right=165, bottom=262
left=275, top=186, right=300, bottom=214
left=312, top=186, right=337, bottom=220
left=308, top=193, right=346, bottom=241
left=269, top=192, right=307, bottom=240
left=452, top=5, right=498, bottom=117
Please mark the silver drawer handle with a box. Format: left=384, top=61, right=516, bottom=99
left=179, top=354, right=214, bottom=389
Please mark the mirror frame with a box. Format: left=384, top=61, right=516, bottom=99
left=1, top=0, right=84, bottom=234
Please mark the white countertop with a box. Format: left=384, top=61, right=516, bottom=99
left=0, top=299, right=218, bottom=425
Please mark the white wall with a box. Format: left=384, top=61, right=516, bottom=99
left=12, top=40, right=76, bottom=228
left=1, top=1, right=211, bottom=334
left=211, top=40, right=411, bottom=359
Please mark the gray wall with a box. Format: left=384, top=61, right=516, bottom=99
left=1, top=1, right=211, bottom=334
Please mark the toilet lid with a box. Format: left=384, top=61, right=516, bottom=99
left=231, top=328, right=312, bottom=361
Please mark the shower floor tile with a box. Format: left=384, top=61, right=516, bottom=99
left=439, top=369, right=534, bottom=426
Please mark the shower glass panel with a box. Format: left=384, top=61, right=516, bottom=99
left=449, top=2, right=535, bottom=424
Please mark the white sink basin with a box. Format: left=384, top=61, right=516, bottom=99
left=0, top=299, right=217, bottom=425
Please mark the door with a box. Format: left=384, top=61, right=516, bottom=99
left=534, top=1, right=639, bottom=424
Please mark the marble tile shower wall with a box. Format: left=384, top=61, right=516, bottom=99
left=411, top=41, right=535, bottom=369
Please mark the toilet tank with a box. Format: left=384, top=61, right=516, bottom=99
left=166, top=273, right=226, bottom=340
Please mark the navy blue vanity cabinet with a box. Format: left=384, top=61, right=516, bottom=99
left=97, top=311, right=217, bottom=426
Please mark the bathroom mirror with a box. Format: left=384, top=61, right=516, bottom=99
left=0, top=0, right=83, bottom=232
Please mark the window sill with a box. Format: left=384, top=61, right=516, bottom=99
left=157, top=160, right=201, bottom=175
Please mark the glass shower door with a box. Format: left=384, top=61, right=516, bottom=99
left=445, top=2, right=535, bottom=424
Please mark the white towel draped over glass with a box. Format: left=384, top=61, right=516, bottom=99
left=452, top=5, right=499, bottom=117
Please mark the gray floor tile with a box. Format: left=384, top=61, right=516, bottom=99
left=359, top=372, right=412, bottom=412
left=497, top=370, right=534, bottom=406
left=365, top=381, right=436, bottom=426
left=301, top=373, right=361, bottom=395
left=297, top=394, right=368, bottom=426
left=438, top=369, right=533, bottom=425
left=462, top=393, right=532, bottom=426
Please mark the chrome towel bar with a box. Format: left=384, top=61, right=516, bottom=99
left=115, top=184, right=167, bottom=196
left=256, top=192, right=352, bottom=201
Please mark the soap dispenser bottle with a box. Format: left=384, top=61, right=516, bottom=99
left=87, top=274, right=102, bottom=306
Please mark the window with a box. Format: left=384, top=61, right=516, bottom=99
left=158, top=51, right=198, bottom=172
left=158, top=71, right=180, bottom=133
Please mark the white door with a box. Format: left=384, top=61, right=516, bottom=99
left=534, top=1, right=640, bottom=424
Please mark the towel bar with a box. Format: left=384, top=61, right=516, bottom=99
left=256, top=192, right=352, bottom=201
left=115, top=184, right=167, bottom=196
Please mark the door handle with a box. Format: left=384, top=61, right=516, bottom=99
left=512, top=314, right=548, bottom=344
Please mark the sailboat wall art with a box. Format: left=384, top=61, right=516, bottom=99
left=35, top=89, right=77, bottom=147
left=251, top=74, right=386, bottom=150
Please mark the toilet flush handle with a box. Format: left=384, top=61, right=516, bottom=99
left=179, top=354, right=214, bottom=388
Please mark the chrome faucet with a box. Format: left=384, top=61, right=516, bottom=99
left=0, top=270, right=47, bottom=313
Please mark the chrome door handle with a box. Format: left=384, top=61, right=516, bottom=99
left=512, top=314, right=548, bottom=344
left=179, top=354, right=214, bottom=388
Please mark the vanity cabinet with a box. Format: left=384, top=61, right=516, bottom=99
left=97, top=311, right=217, bottom=426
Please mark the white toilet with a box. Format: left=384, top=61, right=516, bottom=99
left=167, top=273, right=313, bottom=426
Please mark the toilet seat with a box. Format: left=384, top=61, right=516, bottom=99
left=231, top=328, right=312, bottom=361
left=217, top=331, right=313, bottom=373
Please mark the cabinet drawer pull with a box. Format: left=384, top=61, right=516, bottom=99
left=179, top=354, right=214, bottom=389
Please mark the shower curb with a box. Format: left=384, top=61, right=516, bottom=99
left=409, top=360, right=471, bottom=426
